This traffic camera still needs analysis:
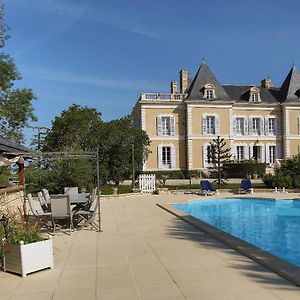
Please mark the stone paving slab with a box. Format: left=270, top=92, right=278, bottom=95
left=1, top=192, right=300, bottom=299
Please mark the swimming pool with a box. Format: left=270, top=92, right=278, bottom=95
left=173, top=198, right=300, bottom=267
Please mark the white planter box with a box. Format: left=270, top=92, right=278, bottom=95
left=4, top=238, right=53, bottom=277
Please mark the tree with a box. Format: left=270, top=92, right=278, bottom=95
left=0, top=5, right=36, bottom=142
left=103, top=116, right=150, bottom=185
left=278, top=155, right=300, bottom=188
left=43, top=104, right=102, bottom=151
left=208, top=136, right=231, bottom=185
left=42, top=105, right=150, bottom=187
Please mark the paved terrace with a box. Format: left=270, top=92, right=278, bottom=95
left=1, top=192, right=300, bottom=299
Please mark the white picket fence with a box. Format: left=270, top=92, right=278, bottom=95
left=139, top=174, right=156, bottom=193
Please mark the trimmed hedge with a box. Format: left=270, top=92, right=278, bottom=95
left=223, top=160, right=266, bottom=178
left=141, top=170, right=207, bottom=180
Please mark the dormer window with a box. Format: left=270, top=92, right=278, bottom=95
left=249, top=87, right=261, bottom=102
left=203, top=84, right=216, bottom=100
left=295, top=89, right=300, bottom=100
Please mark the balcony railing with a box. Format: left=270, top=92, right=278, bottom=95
left=140, top=93, right=183, bottom=101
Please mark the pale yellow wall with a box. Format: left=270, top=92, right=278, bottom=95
left=146, top=139, right=186, bottom=170
left=290, top=141, right=300, bottom=157
left=191, top=106, right=230, bottom=135
left=288, top=110, right=300, bottom=135
left=233, top=107, right=280, bottom=118
left=144, top=106, right=185, bottom=137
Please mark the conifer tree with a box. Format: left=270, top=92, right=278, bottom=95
left=208, top=136, right=232, bottom=185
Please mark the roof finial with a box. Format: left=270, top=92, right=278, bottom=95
left=292, top=58, right=295, bottom=67
left=201, top=57, right=205, bottom=64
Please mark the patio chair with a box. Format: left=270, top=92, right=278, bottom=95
left=37, top=191, right=50, bottom=212
left=27, top=193, right=51, bottom=225
left=238, top=179, right=254, bottom=194
left=74, top=188, right=99, bottom=230
left=42, top=188, right=51, bottom=204
left=199, top=180, right=216, bottom=196
left=64, top=187, right=79, bottom=195
left=50, top=194, right=74, bottom=234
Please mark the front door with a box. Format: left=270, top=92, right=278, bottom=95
left=253, top=146, right=261, bottom=161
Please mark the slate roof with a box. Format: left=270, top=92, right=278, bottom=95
left=0, top=136, right=30, bottom=153
left=185, top=62, right=300, bottom=104
left=186, top=63, right=230, bottom=100
left=280, top=65, right=300, bottom=102
left=223, top=85, right=279, bottom=103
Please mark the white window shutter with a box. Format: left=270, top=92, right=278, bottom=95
left=170, top=116, right=175, bottom=136
left=232, top=118, right=236, bottom=135
left=260, top=117, right=264, bottom=135
left=215, top=116, right=219, bottom=135
left=157, top=116, right=162, bottom=136
left=232, top=145, right=237, bottom=161
left=261, top=145, right=270, bottom=164
left=265, top=117, right=269, bottom=135
left=298, top=117, right=300, bottom=135
left=244, top=118, right=248, bottom=135
left=202, top=116, right=207, bottom=135
left=203, top=145, right=208, bottom=167
left=171, top=146, right=176, bottom=169
left=244, top=145, right=249, bottom=160
left=249, top=144, right=253, bottom=159
left=158, top=145, right=163, bottom=169
left=248, top=117, right=253, bottom=135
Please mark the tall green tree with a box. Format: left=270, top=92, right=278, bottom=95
left=43, top=104, right=102, bottom=151
left=42, top=105, right=150, bottom=187
left=0, top=5, right=36, bottom=142
left=103, top=116, right=150, bottom=185
left=208, top=136, right=232, bottom=185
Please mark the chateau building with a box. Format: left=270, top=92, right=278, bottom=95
left=132, top=62, right=300, bottom=172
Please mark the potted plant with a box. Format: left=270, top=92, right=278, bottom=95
left=0, top=214, right=53, bottom=277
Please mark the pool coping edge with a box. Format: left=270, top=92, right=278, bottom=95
left=157, top=202, right=300, bottom=287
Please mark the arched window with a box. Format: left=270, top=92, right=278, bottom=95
left=249, top=87, right=261, bottom=102
left=203, top=83, right=216, bottom=100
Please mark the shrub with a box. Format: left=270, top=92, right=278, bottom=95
left=262, top=172, right=293, bottom=188
left=223, top=160, right=266, bottom=178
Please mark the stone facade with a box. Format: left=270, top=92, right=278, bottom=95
left=0, top=186, right=25, bottom=217
left=132, top=63, right=300, bottom=172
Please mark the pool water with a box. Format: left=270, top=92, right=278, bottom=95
left=173, top=198, right=300, bottom=266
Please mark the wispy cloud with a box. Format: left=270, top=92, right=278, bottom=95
left=22, top=67, right=166, bottom=91
left=9, top=0, right=160, bottom=39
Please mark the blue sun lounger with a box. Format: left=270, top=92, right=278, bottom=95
left=200, top=180, right=216, bottom=196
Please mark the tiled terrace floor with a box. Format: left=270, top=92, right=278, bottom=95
left=1, top=192, right=300, bottom=299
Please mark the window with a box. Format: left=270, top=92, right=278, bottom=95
left=269, top=146, right=276, bottom=164
left=252, top=118, right=261, bottom=135
left=207, top=116, right=216, bottom=134
left=203, top=84, right=215, bottom=99
left=268, top=118, right=275, bottom=135
left=161, top=117, right=171, bottom=135
left=237, top=146, right=244, bottom=161
left=250, top=93, right=258, bottom=102
left=162, top=146, right=171, bottom=168
left=207, top=145, right=215, bottom=164
left=236, top=118, right=245, bottom=135
left=157, top=116, right=175, bottom=136
left=249, top=87, right=261, bottom=102
left=206, top=90, right=213, bottom=99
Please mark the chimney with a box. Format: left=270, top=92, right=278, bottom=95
left=180, top=68, right=188, bottom=93
left=261, top=78, right=272, bottom=89
left=170, top=80, right=178, bottom=94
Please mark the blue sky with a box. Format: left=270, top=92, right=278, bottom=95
left=3, top=0, right=300, bottom=144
